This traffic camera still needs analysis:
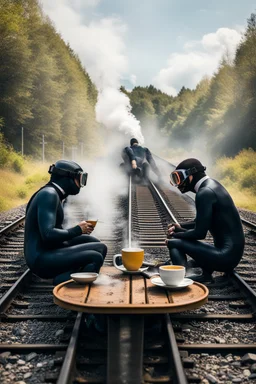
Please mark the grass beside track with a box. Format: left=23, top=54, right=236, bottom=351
left=0, top=162, right=48, bottom=212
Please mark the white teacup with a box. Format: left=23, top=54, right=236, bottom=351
left=159, top=265, right=185, bottom=286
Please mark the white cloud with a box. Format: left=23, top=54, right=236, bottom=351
left=42, top=0, right=101, bottom=11
left=73, top=0, right=101, bottom=7
left=130, top=74, right=137, bottom=86
left=202, top=28, right=241, bottom=53
left=153, top=27, right=242, bottom=96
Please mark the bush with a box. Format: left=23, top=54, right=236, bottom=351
left=0, top=133, right=25, bottom=172
left=240, top=168, right=256, bottom=189
left=0, top=143, right=9, bottom=167
left=214, top=156, right=237, bottom=180
left=12, top=156, right=25, bottom=173
left=25, top=173, right=48, bottom=185
left=16, top=187, right=28, bottom=199
left=214, top=148, right=256, bottom=211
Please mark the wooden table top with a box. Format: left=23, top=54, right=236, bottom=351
left=53, top=266, right=209, bottom=314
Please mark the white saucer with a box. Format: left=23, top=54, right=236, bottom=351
left=114, top=264, right=148, bottom=275
left=151, top=277, right=194, bottom=289
left=71, top=272, right=98, bottom=284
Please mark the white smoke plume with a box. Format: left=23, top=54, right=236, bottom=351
left=41, top=0, right=144, bottom=143
left=96, top=88, right=144, bottom=142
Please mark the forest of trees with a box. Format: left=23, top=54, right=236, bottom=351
left=0, top=0, right=100, bottom=160
left=123, top=14, right=256, bottom=159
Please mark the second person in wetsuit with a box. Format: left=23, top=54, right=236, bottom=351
left=166, top=158, right=245, bottom=283
left=121, top=138, right=161, bottom=181
left=24, top=160, right=107, bottom=285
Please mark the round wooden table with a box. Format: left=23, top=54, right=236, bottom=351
left=53, top=266, right=208, bottom=384
left=53, top=266, right=208, bottom=314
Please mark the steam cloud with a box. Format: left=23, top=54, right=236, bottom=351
left=41, top=0, right=144, bottom=143
left=96, top=88, right=144, bottom=142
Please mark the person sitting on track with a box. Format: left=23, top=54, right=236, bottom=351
left=165, top=158, right=245, bottom=283
left=24, top=159, right=107, bottom=285
left=120, top=138, right=161, bottom=181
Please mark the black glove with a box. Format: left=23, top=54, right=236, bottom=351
left=167, top=223, right=186, bottom=237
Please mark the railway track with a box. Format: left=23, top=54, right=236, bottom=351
left=0, top=162, right=255, bottom=383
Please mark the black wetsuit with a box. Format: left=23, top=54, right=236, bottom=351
left=24, top=183, right=107, bottom=284
left=121, top=145, right=160, bottom=178
left=167, top=178, right=245, bottom=273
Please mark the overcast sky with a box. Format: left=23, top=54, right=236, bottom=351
left=41, top=0, right=255, bottom=96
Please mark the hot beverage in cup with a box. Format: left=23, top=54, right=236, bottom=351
left=122, top=248, right=144, bottom=271
left=86, top=220, right=98, bottom=228
left=113, top=248, right=144, bottom=271
left=159, top=265, right=185, bottom=286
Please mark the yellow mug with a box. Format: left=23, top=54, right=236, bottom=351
left=113, top=248, right=144, bottom=271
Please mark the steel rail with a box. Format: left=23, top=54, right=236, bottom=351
left=0, top=269, right=32, bottom=314
left=241, top=218, right=256, bottom=230
left=165, top=313, right=188, bottom=384
left=0, top=215, right=25, bottom=236
left=57, top=312, right=83, bottom=384
left=178, top=344, right=256, bottom=353
left=0, top=344, right=67, bottom=353
left=2, top=314, right=71, bottom=321
left=150, top=180, right=179, bottom=224
left=231, top=271, right=256, bottom=313
left=170, top=313, right=254, bottom=321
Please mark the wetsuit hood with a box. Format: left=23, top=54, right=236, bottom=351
left=130, top=138, right=139, bottom=146
left=175, top=158, right=206, bottom=193
left=49, top=160, right=84, bottom=196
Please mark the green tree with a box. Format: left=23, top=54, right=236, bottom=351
left=0, top=0, right=33, bottom=148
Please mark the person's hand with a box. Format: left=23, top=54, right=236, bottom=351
left=78, top=221, right=94, bottom=234
left=165, top=239, right=169, bottom=245
left=131, top=160, right=137, bottom=169
left=167, top=222, right=181, bottom=237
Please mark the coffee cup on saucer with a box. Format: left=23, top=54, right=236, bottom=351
left=159, top=265, right=185, bottom=286
left=113, top=248, right=144, bottom=271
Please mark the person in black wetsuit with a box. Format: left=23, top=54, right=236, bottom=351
left=120, top=138, right=161, bottom=181
left=24, top=160, right=107, bottom=285
left=165, top=158, right=245, bottom=283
